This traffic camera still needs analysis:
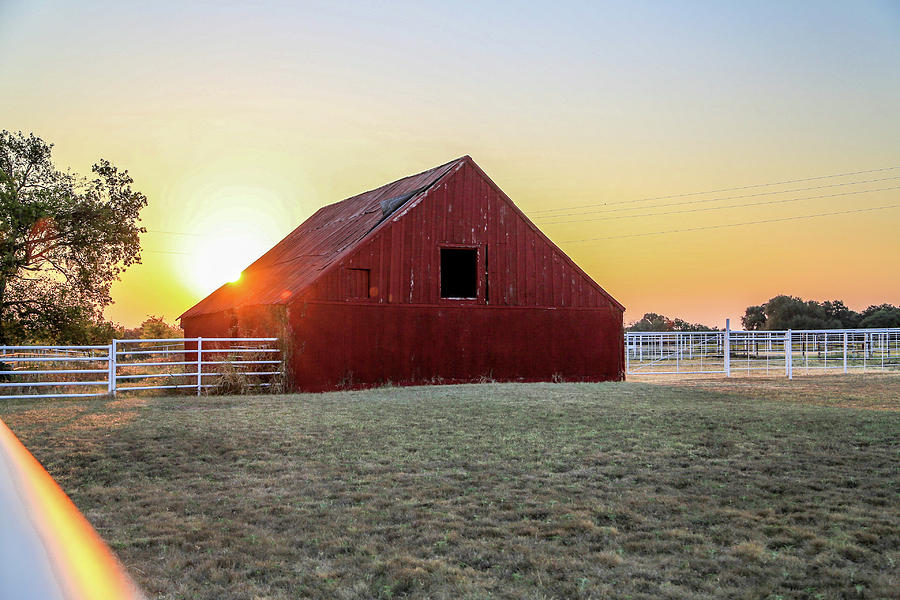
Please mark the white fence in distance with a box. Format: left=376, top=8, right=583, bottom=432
left=3, top=327, right=896, bottom=397
left=0, top=337, right=282, bottom=400
left=626, top=324, right=900, bottom=378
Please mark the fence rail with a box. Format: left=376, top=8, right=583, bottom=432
left=3, top=327, right=895, bottom=397
left=0, top=337, right=282, bottom=400
left=626, top=324, right=900, bottom=378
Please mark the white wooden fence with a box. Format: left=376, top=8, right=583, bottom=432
left=0, top=338, right=282, bottom=400
left=626, top=322, right=900, bottom=378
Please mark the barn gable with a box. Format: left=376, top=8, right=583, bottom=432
left=306, top=158, right=624, bottom=310
left=181, top=156, right=622, bottom=319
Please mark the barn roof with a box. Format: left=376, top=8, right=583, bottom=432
left=179, top=157, right=464, bottom=319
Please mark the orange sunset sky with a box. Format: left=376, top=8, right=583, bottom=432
left=2, top=1, right=898, bottom=328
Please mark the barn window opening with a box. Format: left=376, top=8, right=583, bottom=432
left=440, top=248, right=478, bottom=299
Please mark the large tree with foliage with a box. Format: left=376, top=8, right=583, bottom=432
left=0, top=131, right=147, bottom=344
left=742, top=295, right=900, bottom=330
left=857, top=304, right=900, bottom=328
left=742, top=295, right=840, bottom=330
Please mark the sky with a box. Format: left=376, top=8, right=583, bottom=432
left=1, top=0, right=898, bottom=328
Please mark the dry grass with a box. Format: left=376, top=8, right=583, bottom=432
left=644, top=373, right=900, bottom=410
left=1, top=377, right=898, bottom=599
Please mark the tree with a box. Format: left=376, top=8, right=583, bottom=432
left=626, top=312, right=715, bottom=332
left=823, top=300, right=858, bottom=328
left=136, top=315, right=182, bottom=340
left=741, top=296, right=900, bottom=330
left=741, top=305, right=767, bottom=330
left=0, top=131, right=146, bottom=344
left=858, top=304, right=900, bottom=328
left=757, top=295, right=841, bottom=330
left=2, top=308, right=125, bottom=345
left=627, top=312, right=669, bottom=332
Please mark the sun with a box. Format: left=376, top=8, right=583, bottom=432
left=179, top=205, right=284, bottom=296
left=185, top=233, right=265, bottom=295
left=174, top=182, right=299, bottom=298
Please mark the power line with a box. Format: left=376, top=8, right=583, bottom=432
left=532, top=165, right=900, bottom=215
left=540, top=185, right=900, bottom=225
left=141, top=230, right=198, bottom=255
left=144, top=229, right=203, bottom=237
left=562, top=203, right=900, bottom=243
left=536, top=176, right=900, bottom=221
left=135, top=174, right=899, bottom=249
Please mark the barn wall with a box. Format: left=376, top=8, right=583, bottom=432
left=181, top=305, right=287, bottom=340
left=181, top=311, right=232, bottom=339
left=306, top=161, right=618, bottom=310
left=286, top=301, right=624, bottom=392
left=181, top=159, right=626, bottom=391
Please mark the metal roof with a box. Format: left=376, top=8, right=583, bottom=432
left=179, top=157, right=465, bottom=319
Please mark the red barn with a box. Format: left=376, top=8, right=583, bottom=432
left=179, top=156, right=624, bottom=391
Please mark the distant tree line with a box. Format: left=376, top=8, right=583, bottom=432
left=742, top=296, right=900, bottom=330
left=2, top=314, right=182, bottom=345
left=628, top=297, right=900, bottom=334
left=626, top=313, right=717, bottom=332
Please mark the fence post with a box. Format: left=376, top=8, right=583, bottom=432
left=197, top=337, right=203, bottom=396
left=625, top=334, right=630, bottom=375
left=724, top=319, right=731, bottom=377
left=676, top=334, right=680, bottom=374
left=863, top=332, right=867, bottom=371
left=843, top=332, right=848, bottom=374
left=107, top=340, right=117, bottom=396
left=785, top=329, right=793, bottom=380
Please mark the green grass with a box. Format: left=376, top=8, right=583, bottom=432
left=1, top=376, right=898, bottom=599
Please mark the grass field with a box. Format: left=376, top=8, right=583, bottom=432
left=1, top=376, right=898, bottom=599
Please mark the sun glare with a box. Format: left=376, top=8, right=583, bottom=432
left=186, top=234, right=265, bottom=295
left=178, top=193, right=288, bottom=296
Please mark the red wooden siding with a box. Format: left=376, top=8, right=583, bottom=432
left=304, top=161, right=616, bottom=309
left=282, top=303, right=623, bottom=392
left=181, top=156, right=625, bottom=391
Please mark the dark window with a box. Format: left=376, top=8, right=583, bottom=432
left=440, top=248, right=477, bottom=298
